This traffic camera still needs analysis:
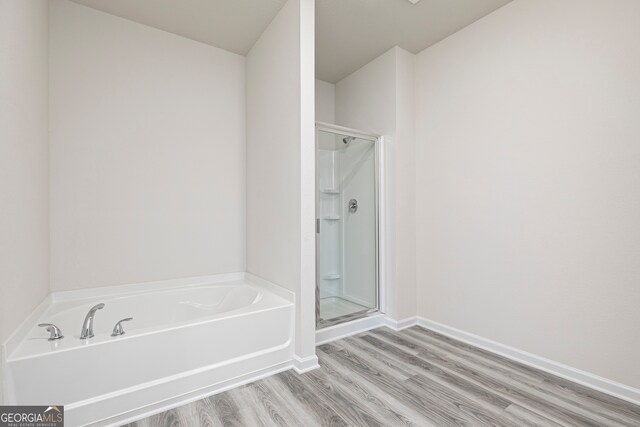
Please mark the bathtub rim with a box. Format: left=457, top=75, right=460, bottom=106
left=1, top=272, right=294, bottom=359
left=4, top=283, right=296, bottom=426
left=8, top=302, right=290, bottom=363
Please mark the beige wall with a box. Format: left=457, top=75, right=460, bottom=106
left=246, top=0, right=316, bottom=358
left=246, top=0, right=302, bottom=293
left=335, top=47, right=417, bottom=320
left=415, top=0, right=640, bottom=388
left=0, top=0, right=50, bottom=343
left=394, top=48, right=416, bottom=320
left=315, top=79, right=335, bottom=124
left=49, top=0, right=246, bottom=290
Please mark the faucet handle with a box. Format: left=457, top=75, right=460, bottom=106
left=111, top=317, right=133, bottom=337
left=38, top=323, right=64, bottom=341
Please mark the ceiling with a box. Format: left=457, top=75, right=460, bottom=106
left=70, top=0, right=288, bottom=55
left=70, top=0, right=512, bottom=83
left=316, top=0, right=512, bottom=82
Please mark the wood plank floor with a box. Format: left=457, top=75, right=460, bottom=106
left=124, top=326, right=640, bottom=427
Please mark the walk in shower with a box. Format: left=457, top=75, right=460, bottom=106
left=316, top=123, right=380, bottom=328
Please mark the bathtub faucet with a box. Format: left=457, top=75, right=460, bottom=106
left=80, top=303, right=105, bottom=339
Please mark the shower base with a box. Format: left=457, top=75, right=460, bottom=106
left=319, top=296, right=369, bottom=320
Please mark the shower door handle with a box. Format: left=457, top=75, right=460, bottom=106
left=316, top=218, right=320, bottom=234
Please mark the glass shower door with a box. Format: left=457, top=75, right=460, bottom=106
left=316, top=125, right=378, bottom=328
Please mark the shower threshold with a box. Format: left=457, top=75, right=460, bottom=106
left=318, top=296, right=377, bottom=328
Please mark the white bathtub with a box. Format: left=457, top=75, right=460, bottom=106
left=1, top=273, right=294, bottom=426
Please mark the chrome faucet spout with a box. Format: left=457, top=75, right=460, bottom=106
left=80, top=303, right=105, bottom=339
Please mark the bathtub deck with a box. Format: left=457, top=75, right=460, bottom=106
left=125, top=326, right=640, bottom=427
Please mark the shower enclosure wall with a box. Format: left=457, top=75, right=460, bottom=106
left=316, top=123, right=380, bottom=328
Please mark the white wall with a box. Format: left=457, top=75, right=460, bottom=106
left=415, top=0, right=640, bottom=389
left=315, top=79, right=335, bottom=124
left=335, top=48, right=396, bottom=135
left=246, top=0, right=301, bottom=295
left=394, top=49, right=416, bottom=320
left=0, top=0, right=50, bottom=344
left=335, top=47, right=416, bottom=320
left=246, top=0, right=316, bottom=360
left=49, top=0, right=246, bottom=290
left=299, top=0, right=316, bottom=361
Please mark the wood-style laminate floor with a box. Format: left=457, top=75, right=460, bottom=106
left=125, top=326, right=640, bottom=427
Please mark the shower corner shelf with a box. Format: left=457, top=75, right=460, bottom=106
left=322, top=274, right=341, bottom=280
left=322, top=216, right=340, bottom=220
left=320, top=188, right=340, bottom=194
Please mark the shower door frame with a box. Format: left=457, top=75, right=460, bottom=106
left=315, top=122, right=381, bottom=329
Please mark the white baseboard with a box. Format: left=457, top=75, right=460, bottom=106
left=95, top=351, right=318, bottom=426
left=315, top=314, right=420, bottom=346
left=383, top=316, right=418, bottom=331
left=292, top=354, right=320, bottom=374
left=99, top=359, right=294, bottom=427
left=416, top=316, right=640, bottom=407
left=315, top=314, right=387, bottom=345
